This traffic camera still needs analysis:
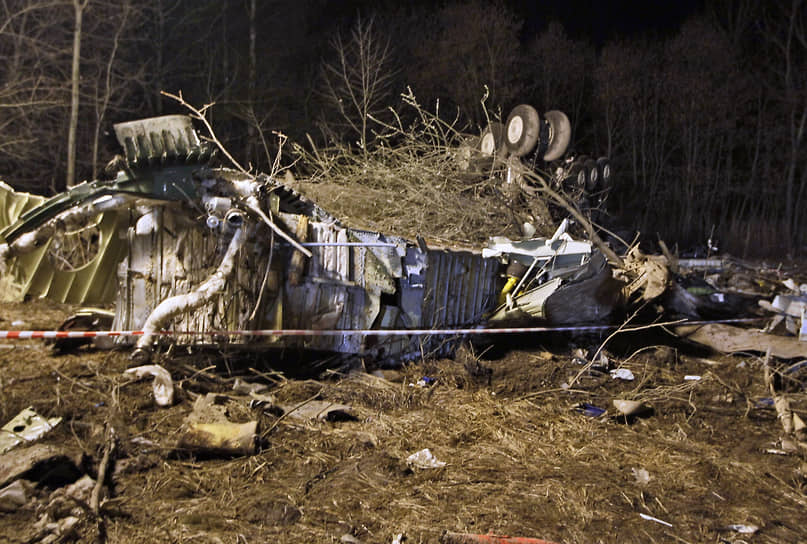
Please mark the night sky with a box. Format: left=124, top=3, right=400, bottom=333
left=336, top=0, right=706, bottom=44
left=516, top=0, right=706, bottom=43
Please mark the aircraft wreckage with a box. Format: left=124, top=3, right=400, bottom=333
left=0, top=114, right=659, bottom=365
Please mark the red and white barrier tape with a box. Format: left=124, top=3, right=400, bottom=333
left=0, top=318, right=764, bottom=339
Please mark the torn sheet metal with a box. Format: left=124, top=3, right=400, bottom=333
left=676, top=323, right=807, bottom=358
left=0, top=182, right=127, bottom=303
left=0, top=115, right=613, bottom=363
left=0, top=407, right=62, bottom=454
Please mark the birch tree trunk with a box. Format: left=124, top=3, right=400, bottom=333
left=67, top=0, right=89, bottom=189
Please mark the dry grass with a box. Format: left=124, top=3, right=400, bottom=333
left=288, top=91, right=557, bottom=246
left=6, top=300, right=806, bottom=544
left=1, top=300, right=805, bottom=544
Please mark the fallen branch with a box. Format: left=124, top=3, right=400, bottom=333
left=520, top=167, right=624, bottom=268
left=90, top=426, right=115, bottom=516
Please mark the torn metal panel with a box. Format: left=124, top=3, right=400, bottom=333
left=0, top=182, right=127, bottom=303
left=0, top=115, right=618, bottom=364
left=0, top=407, right=62, bottom=454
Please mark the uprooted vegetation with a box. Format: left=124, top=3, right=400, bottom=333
left=287, top=93, right=559, bottom=246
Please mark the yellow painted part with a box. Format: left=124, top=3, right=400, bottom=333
left=497, top=275, right=519, bottom=306
left=0, top=183, right=128, bottom=304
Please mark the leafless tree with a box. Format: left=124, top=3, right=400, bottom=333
left=402, top=1, right=523, bottom=125
left=66, top=0, right=90, bottom=188
left=319, top=15, right=399, bottom=156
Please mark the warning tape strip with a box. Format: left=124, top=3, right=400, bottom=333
left=0, top=317, right=765, bottom=339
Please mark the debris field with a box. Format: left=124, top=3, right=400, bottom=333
left=1, top=293, right=806, bottom=543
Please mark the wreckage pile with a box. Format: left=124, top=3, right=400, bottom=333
left=0, top=106, right=805, bottom=542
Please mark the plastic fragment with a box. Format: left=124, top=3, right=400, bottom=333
left=573, top=403, right=606, bottom=418
left=123, top=364, right=174, bottom=406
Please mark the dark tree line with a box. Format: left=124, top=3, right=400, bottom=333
left=1, top=0, right=805, bottom=256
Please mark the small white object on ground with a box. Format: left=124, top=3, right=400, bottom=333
left=123, top=365, right=174, bottom=406
left=639, top=513, right=673, bottom=527
left=610, top=368, right=635, bottom=381
left=406, top=448, right=446, bottom=469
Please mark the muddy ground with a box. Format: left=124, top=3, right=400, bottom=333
left=1, top=300, right=806, bottom=544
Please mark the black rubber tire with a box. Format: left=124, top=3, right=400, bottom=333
left=480, top=122, right=507, bottom=157
left=504, top=105, right=541, bottom=157
left=596, top=157, right=611, bottom=189
left=584, top=159, right=599, bottom=191
left=565, top=163, right=587, bottom=192
left=542, top=110, right=572, bottom=161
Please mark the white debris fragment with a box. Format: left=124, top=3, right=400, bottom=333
left=610, top=368, right=635, bottom=381
left=631, top=467, right=651, bottom=486
left=406, top=448, right=446, bottom=469
left=639, top=513, right=673, bottom=527
left=725, top=524, right=759, bottom=534
left=124, top=365, right=174, bottom=406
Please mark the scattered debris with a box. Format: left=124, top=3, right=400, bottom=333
left=573, top=403, right=607, bottom=418
left=176, top=393, right=258, bottom=456
left=406, top=448, right=446, bottom=469
left=631, top=467, right=651, bottom=486
left=676, top=324, right=807, bottom=359
left=612, top=400, right=653, bottom=418
left=276, top=400, right=356, bottom=422
left=0, top=407, right=62, bottom=453
left=123, top=364, right=174, bottom=406
left=724, top=524, right=759, bottom=535
left=177, top=421, right=258, bottom=457
left=0, top=444, right=81, bottom=489
left=0, top=479, right=32, bottom=512
left=639, top=513, right=673, bottom=527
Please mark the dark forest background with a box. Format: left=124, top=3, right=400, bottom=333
left=1, top=0, right=805, bottom=257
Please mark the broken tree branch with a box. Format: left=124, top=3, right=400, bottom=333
left=161, top=90, right=248, bottom=174
left=520, top=166, right=625, bottom=268
left=90, top=426, right=115, bottom=516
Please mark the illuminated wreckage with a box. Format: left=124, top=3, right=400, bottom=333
left=0, top=115, right=628, bottom=365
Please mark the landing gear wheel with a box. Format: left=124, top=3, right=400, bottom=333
left=480, top=122, right=507, bottom=157
left=565, top=163, right=587, bottom=193
left=542, top=110, right=572, bottom=161
left=596, top=157, right=611, bottom=190
left=504, top=104, right=541, bottom=157
left=584, top=159, right=599, bottom=191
